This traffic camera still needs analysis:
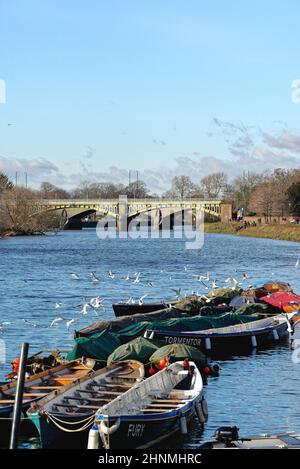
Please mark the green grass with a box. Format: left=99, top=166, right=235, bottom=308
left=205, top=222, right=300, bottom=242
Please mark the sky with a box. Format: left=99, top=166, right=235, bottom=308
left=1, top=0, right=300, bottom=193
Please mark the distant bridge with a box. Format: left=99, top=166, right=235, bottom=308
left=37, top=198, right=232, bottom=230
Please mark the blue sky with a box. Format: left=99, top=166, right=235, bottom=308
left=1, top=0, right=300, bottom=192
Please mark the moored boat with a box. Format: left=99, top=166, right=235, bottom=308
left=0, top=358, right=95, bottom=446
left=199, top=426, right=300, bottom=449
left=113, top=301, right=176, bottom=317
left=27, top=360, right=144, bottom=448
left=143, top=316, right=291, bottom=355
left=94, top=361, right=207, bottom=449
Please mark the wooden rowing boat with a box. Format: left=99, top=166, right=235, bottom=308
left=27, top=360, right=144, bottom=448
left=112, top=301, right=177, bottom=317
left=143, top=316, right=290, bottom=355
left=0, top=358, right=95, bottom=447
left=94, top=361, right=206, bottom=449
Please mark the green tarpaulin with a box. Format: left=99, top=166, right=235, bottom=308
left=113, top=312, right=260, bottom=343
left=150, top=344, right=207, bottom=368
left=107, top=337, right=160, bottom=365
left=234, top=303, right=279, bottom=316
left=67, top=329, right=121, bottom=362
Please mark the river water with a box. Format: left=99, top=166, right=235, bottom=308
left=1, top=229, right=300, bottom=448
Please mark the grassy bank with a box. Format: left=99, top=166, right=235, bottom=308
left=205, top=222, right=300, bottom=242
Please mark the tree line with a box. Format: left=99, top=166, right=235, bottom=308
left=2, top=168, right=300, bottom=234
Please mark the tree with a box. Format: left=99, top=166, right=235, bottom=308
left=229, top=171, right=264, bottom=212
left=124, top=180, right=149, bottom=198
left=287, top=181, right=300, bottom=216
left=166, top=176, right=195, bottom=199
left=248, top=179, right=276, bottom=222
left=40, top=182, right=70, bottom=199
left=0, top=187, right=60, bottom=234
left=0, top=172, right=13, bottom=193
left=200, top=172, right=228, bottom=199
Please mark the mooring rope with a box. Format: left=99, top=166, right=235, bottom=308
left=43, top=411, right=95, bottom=433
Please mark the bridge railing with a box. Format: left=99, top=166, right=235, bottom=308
left=39, top=198, right=224, bottom=205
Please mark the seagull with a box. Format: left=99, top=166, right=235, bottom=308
left=295, top=258, right=300, bottom=268
left=200, top=280, right=209, bottom=290
left=107, top=271, right=115, bottom=279
left=242, top=272, right=250, bottom=280
left=81, top=303, right=91, bottom=315
left=184, top=265, right=189, bottom=272
left=90, top=296, right=103, bottom=308
left=146, top=281, right=153, bottom=287
left=171, top=288, right=181, bottom=299
left=133, top=273, right=141, bottom=284
left=50, top=317, right=63, bottom=327
left=124, top=273, right=130, bottom=281
left=211, top=279, right=219, bottom=289
left=66, top=319, right=76, bottom=329
left=225, top=277, right=240, bottom=289
left=126, top=297, right=135, bottom=304
left=55, top=302, right=64, bottom=309
left=90, top=272, right=100, bottom=282
left=71, top=272, right=79, bottom=280
left=138, top=294, right=148, bottom=305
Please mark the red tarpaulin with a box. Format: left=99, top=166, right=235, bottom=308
left=261, top=291, right=300, bottom=312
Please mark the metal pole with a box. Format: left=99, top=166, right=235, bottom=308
left=9, top=342, right=29, bottom=449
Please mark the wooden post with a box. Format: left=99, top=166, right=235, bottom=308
left=9, top=342, right=29, bottom=449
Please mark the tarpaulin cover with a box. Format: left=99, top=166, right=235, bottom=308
left=150, top=344, right=207, bottom=367
left=67, top=328, right=121, bottom=361
left=260, top=291, right=300, bottom=312
left=113, top=313, right=260, bottom=343
left=107, top=337, right=160, bottom=365
left=234, top=302, right=280, bottom=316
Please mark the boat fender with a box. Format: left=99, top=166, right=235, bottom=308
left=195, top=397, right=208, bottom=424
left=272, top=329, right=279, bottom=341
left=87, top=424, right=99, bottom=449
left=251, top=335, right=257, bottom=348
left=99, top=418, right=121, bottom=435
left=180, top=414, right=188, bottom=434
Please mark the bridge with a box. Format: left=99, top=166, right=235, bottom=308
left=38, top=198, right=232, bottom=230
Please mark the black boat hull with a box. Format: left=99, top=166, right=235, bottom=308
left=113, top=302, right=173, bottom=317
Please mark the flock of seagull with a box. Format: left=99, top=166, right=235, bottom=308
left=1, top=258, right=299, bottom=336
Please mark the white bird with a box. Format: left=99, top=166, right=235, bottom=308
left=90, top=272, right=100, bottom=282
left=242, top=272, right=249, bottom=280
left=133, top=273, right=141, bottom=284
left=146, top=281, right=153, bottom=287
left=55, top=302, right=64, bottom=309
left=139, top=294, right=148, bottom=305
left=90, top=296, right=103, bottom=308
left=171, top=288, right=181, bottom=299
left=66, top=319, right=76, bottom=329
left=50, top=317, right=63, bottom=327
left=107, top=270, right=115, bottom=279
left=124, top=273, right=130, bottom=281
left=295, top=258, right=300, bottom=268
left=211, top=279, right=219, bottom=289
left=126, top=297, right=135, bottom=304
left=81, top=303, right=91, bottom=315
left=71, top=272, right=79, bottom=280
left=184, top=265, right=188, bottom=272
left=225, top=277, right=240, bottom=289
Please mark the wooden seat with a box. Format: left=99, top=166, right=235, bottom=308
left=0, top=399, right=30, bottom=404
left=142, top=409, right=169, bottom=413
left=27, top=386, right=62, bottom=390
left=23, top=393, right=48, bottom=397
left=146, top=403, right=180, bottom=408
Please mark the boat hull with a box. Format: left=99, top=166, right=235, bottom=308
left=98, top=402, right=199, bottom=449
left=147, top=322, right=289, bottom=354
left=113, top=302, right=173, bottom=317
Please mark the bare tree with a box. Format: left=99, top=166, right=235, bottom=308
left=166, top=176, right=195, bottom=199
left=40, top=182, right=70, bottom=199
left=248, top=179, right=276, bottom=222
left=0, top=172, right=13, bottom=192
left=0, top=187, right=59, bottom=235
left=200, top=172, right=228, bottom=199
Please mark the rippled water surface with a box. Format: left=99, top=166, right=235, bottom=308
left=1, top=230, right=300, bottom=447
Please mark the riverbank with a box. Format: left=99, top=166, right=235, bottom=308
left=205, top=222, right=300, bottom=242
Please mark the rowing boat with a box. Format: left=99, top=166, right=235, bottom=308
left=0, top=358, right=95, bottom=446
left=94, top=361, right=206, bottom=449
left=143, top=316, right=290, bottom=355
left=27, top=360, right=144, bottom=448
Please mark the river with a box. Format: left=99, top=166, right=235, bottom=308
left=1, top=229, right=300, bottom=448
